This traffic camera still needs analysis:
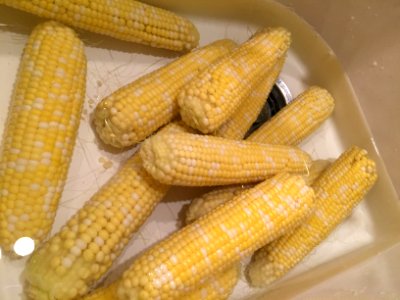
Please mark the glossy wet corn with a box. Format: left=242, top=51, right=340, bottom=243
left=178, top=27, right=291, bottom=133
left=23, top=123, right=188, bottom=299
left=0, top=21, right=86, bottom=254
left=116, top=173, right=314, bottom=299
left=94, top=39, right=236, bottom=148
left=247, top=86, right=335, bottom=145
left=2, top=0, right=200, bottom=51
left=185, top=160, right=330, bottom=224
left=247, top=146, right=378, bottom=287
left=215, top=57, right=285, bottom=139
left=140, top=132, right=311, bottom=186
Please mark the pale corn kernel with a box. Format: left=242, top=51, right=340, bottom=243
left=247, top=146, right=378, bottom=287
left=140, top=132, right=311, bottom=186
left=2, top=0, right=199, bottom=51
left=94, top=39, right=237, bottom=148
left=0, top=21, right=86, bottom=254
left=178, top=27, right=291, bottom=133
left=113, top=173, right=314, bottom=299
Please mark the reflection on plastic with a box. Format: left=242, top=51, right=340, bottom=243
left=13, top=237, right=35, bottom=257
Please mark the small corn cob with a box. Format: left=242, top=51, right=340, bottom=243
left=247, top=86, right=335, bottom=145
left=2, top=0, right=199, bottom=51
left=140, top=131, right=311, bottom=186
left=181, top=265, right=240, bottom=300
left=185, top=159, right=330, bottom=224
left=94, top=39, right=237, bottom=148
left=0, top=21, right=86, bottom=254
left=178, top=27, right=291, bottom=133
left=114, top=173, right=314, bottom=300
left=247, top=146, right=378, bottom=287
left=215, top=57, right=285, bottom=139
left=24, top=123, right=188, bottom=299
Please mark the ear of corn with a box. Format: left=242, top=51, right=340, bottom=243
left=24, top=123, right=188, bottom=300
left=114, top=173, right=314, bottom=300
left=94, top=39, right=237, bottom=148
left=2, top=0, right=199, bottom=51
left=140, top=131, right=311, bottom=186
left=24, top=153, right=169, bottom=300
left=180, top=265, right=240, bottom=300
left=185, top=159, right=330, bottom=224
left=247, top=146, right=378, bottom=287
left=0, top=21, right=86, bottom=254
left=215, top=57, right=285, bottom=139
left=178, top=27, right=291, bottom=133
left=247, top=86, right=335, bottom=145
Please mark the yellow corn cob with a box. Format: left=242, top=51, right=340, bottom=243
left=0, top=21, right=86, bottom=254
left=247, top=86, right=335, bottom=145
left=180, top=265, right=240, bottom=300
left=178, top=27, right=291, bottom=133
left=185, top=160, right=330, bottom=224
left=215, top=57, right=285, bottom=139
left=113, top=173, right=314, bottom=299
left=94, top=39, right=237, bottom=148
left=83, top=265, right=239, bottom=300
left=2, top=0, right=199, bottom=51
left=247, top=146, right=378, bottom=287
left=23, top=123, right=189, bottom=300
left=140, top=131, right=311, bottom=186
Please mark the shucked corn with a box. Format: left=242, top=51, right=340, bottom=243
left=140, top=131, right=311, bottom=186
left=215, top=57, right=285, bottom=139
left=185, top=160, right=331, bottom=224
left=184, top=85, right=335, bottom=220
left=110, top=173, right=314, bottom=299
left=178, top=27, right=291, bottom=133
left=247, top=146, right=378, bottom=286
left=94, top=39, right=236, bottom=148
left=24, top=123, right=187, bottom=300
left=0, top=21, right=86, bottom=254
left=2, top=0, right=199, bottom=51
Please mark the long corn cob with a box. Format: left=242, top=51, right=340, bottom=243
left=94, top=39, right=237, bottom=148
left=178, top=27, right=291, bottom=133
left=23, top=123, right=188, bottom=300
left=185, top=160, right=330, bottom=224
left=214, top=57, right=285, bottom=139
left=140, top=131, right=311, bottom=186
left=2, top=0, right=199, bottom=51
left=0, top=21, right=86, bottom=254
left=113, top=173, right=314, bottom=299
left=247, top=146, right=378, bottom=287
left=247, top=86, right=335, bottom=145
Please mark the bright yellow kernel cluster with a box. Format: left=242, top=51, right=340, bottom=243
left=94, top=39, right=236, bottom=148
left=24, top=154, right=170, bottom=300
left=139, top=132, right=311, bottom=186
left=2, top=0, right=200, bottom=51
left=115, top=173, right=314, bottom=300
left=247, top=146, right=378, bottom=287
left=178, top=27, right=291, bottom=133
left=185, top=159, right=331, bottom=224
left=215, top=57, right=285, bottom=139
left=0, top=21, right=86, bottom=253
left=247, top=86, right=335, bottom=145
left=181, top=265, right=240, bottom=300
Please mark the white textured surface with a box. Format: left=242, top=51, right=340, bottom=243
left=0, top=2, right=399, bottom=299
